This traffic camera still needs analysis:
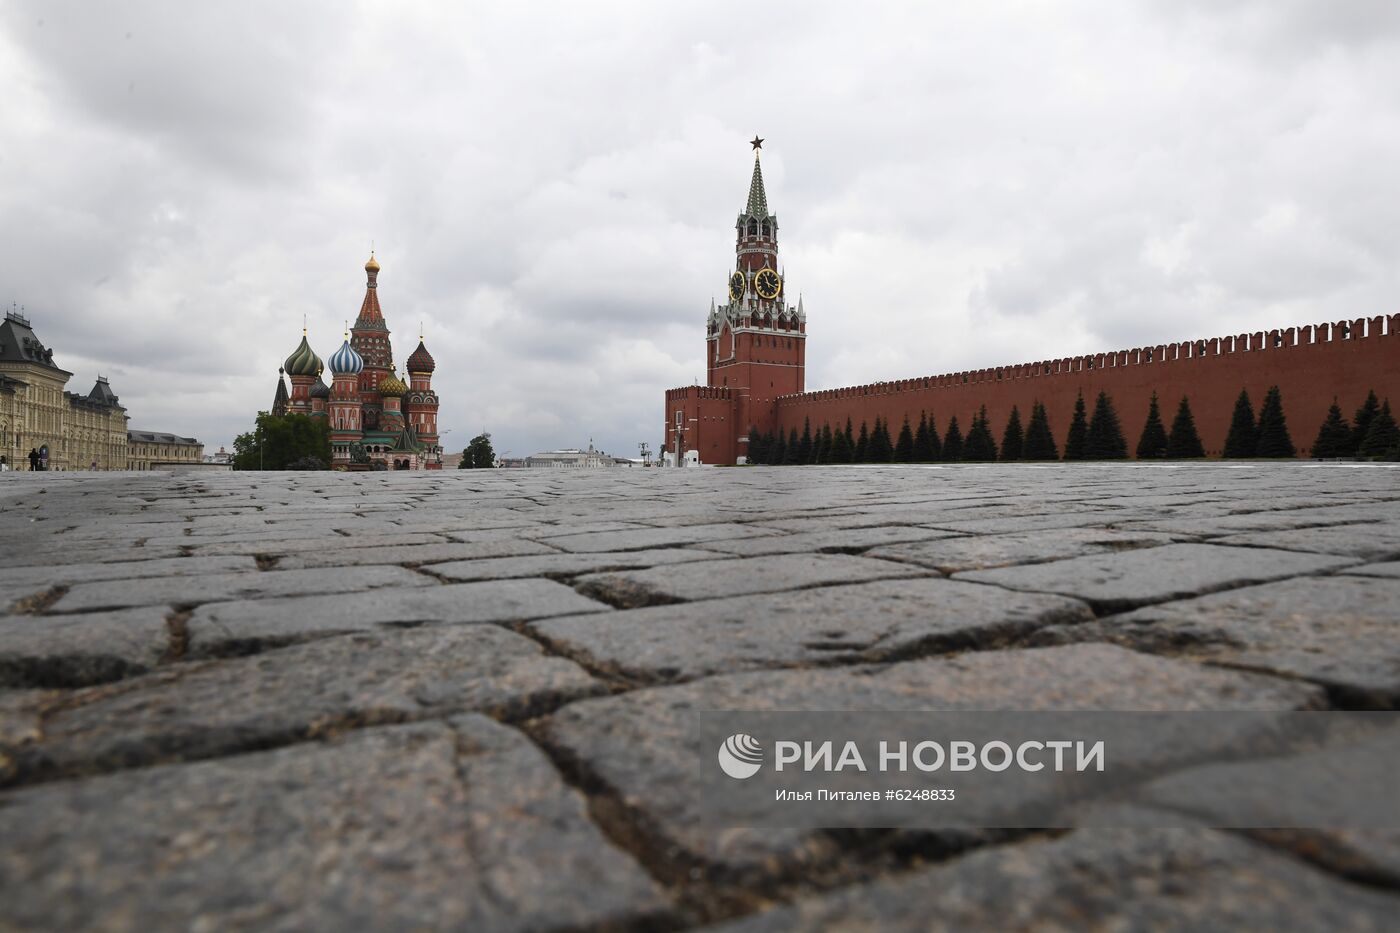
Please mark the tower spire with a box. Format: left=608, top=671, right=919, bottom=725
left=745, top=147, right=769, bottom=218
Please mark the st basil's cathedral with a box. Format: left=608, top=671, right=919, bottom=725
left=272, top=254, right=444, bottom=469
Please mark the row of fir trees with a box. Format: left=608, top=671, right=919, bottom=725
left=747, top=384, right=1399, bottom=465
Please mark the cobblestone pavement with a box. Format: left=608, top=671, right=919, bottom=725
left=2, top=464, right=1398, bottom=931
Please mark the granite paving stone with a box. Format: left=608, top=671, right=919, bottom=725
left=0, top=556, right=257, bottom=600
left=530, top=578, right=1093, bottom=681
left=429, top=546, right=728, bottom=582
left=543, top=644, right=1321, bottom=876
left=272, top=537, right=558, bottom=570
left=706, top=829, right=1400, bottom=932
left=701, top=525, right=964, bottom=556
left=1214, top=522, right=1400, bottom=561
left=0, top=608, right=172, bottom=688
left=1344, top=560, right=1400, bottom=578
left=1038, top=576, right=1400, bottom=707
left=187, top=531, right=449, bottom=556
left=574, top=552, right=926, bottom=607
left=184, top=577, right=610, bottom=654
left=0, top=717, right=669, bottom=931
left=49, top=565, right=433, bottom=613
left=868, top=527, right=1182, bottom=574
left=956, top=543, right=1356, bottom=612
left=3, top=624, right=601, bottom=784
left=543, top=521, right=781, bottom=553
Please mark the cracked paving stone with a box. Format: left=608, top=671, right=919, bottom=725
left=575, top=553, right=925, bottom=608
left=1037, top=576, right=1400, bottom=708
left=0, top=608, right=171, bottom=688
left=868, top=527, right=1182, bottom=574
left=530, top=578, right=1092, bottom=681
left=428, top=547, right=726, bottom=582
left=0, top=716, right=670, bottom=931
left=542, top=644, right=1321, bottom=879
left=955, top=543, right=1354, bottom=612
left=49, top=565, right=433, bottom=613
left=183, top=577, right=608, bottom=655
left=706, top=829, right=1400, bottom=932
left=5, top=624, right=602, bottom=785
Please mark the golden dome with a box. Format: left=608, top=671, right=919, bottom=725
left=377, top=372, right=407, bottom=397
left=365, top=252, right=381, bottom=273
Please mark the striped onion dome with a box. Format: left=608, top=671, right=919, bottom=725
left=283, top=334, right=323, bottom=376
left=377, top=371, right=408, bottom=398
left=327, top=339, right=364, bottom=375
left=310, top=375, right=331, bottom=399
left=406, top=340, right=435, bottom=374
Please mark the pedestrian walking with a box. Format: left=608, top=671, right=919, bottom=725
left=28, top=448, right=39, bottom=471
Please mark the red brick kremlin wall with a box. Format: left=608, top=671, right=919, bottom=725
left=773, top=315, right=1400, bottom=458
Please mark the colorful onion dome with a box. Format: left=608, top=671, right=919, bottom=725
left=377, top=371, right=408, bottom=397
left=406, top=339, right=435, bottom=374
left=310, top=376, right=331, bottom=399
left=365, top=252, right=380, bottom=273
left=283, top=334, right=323, bottom=377
left=328, top=339, right=364, bottom=375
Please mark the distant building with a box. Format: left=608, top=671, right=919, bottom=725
left=520, top=441, right=631, bottom=468
left=127, top=430, right=204, bottom=470
left=269, top=254, right=445, bottom=470
left=0, top=310, right=201, bottom=470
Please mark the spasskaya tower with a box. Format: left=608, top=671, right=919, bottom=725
left=665, top=138, right=806, bottom=465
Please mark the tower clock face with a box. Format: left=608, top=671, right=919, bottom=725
left=754, top=268, right=781, bottom=300
left=728, top=272, right=745, bottom=301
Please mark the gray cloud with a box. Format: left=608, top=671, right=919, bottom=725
left=2, top=1, right=1398, bottom=460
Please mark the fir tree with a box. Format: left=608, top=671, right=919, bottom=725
left=1350, top=390, right=1380, bottom=456
left=830, top=423, right=850, bottom=463
left=798, top=417, right=814, bottom=464
left=751, top=426, right=769, bottom=465
left=1166, top=396, right=1206, bottom=459
left=1063, top=392, right=1089, bottom=461
left=1254, top=386, right=1295, bottom=458
left=854, top=422, right=869, bottom=462
left=999, top=406, right=1024, bottom=461
left=843, top=418, right=856, bottom=463
left=963, top=406, right=998, bottom=461
left=784, top=427, right=800, bottom=465
left=1085, top=391, right=1128, bottom=459
left=913, top=412, right=933, bottom=461
left=869, top=417, right=894, bottom=463
left=818, top=423, right=834, bottom=464
left=1223, top=389, right=1257, bottom=458
left=1023, top=401, right=1059, bottom=461
left=895, top=417, right=915, bottom=462
left=1359, top=399, right=1400, bottom=458
left=926, top=414, right=942, bottom=461
left=942, top=416, right=964, bottom=461
left=1135, top=392, right=1168, bottom=460
left=770, top=429, right=786, bottom=466
left=1310, top=400, right=1351, bottom=459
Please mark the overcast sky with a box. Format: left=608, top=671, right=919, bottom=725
left=3, top=1, right=1398, bottom=459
